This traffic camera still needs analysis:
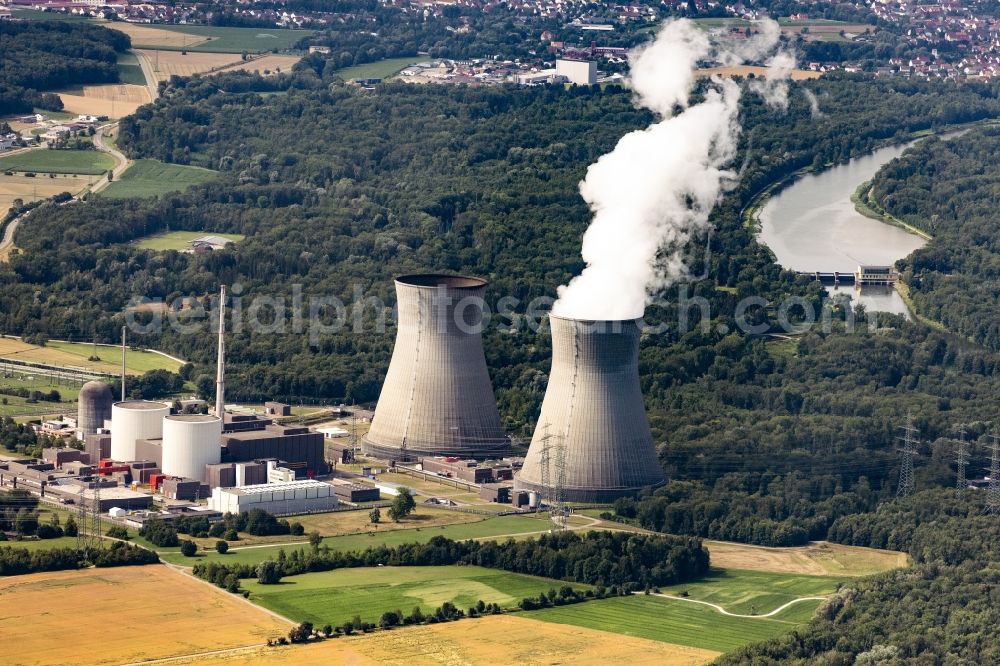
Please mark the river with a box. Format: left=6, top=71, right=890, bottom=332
left=756, top=142, right=925, bottom=316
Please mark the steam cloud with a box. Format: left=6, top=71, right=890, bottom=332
left=553, top=19, right=793, bottom=320
left=803, top=89, right=824, bottom=118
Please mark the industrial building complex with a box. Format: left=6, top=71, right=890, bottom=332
left=2, top=274, right=668, bottom=531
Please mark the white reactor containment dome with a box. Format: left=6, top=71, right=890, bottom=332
left=161, top=414, right=222, bottom=481
left=110, top=400, right=170, bottom=461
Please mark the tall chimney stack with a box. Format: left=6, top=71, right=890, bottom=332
left=215, top=284, right=226, bottom=418
left=514, top=315, right=666, bottom=503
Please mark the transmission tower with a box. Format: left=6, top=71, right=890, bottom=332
left=895, top=414, right=920, bottom=498
left=986, top=432, right=1000, bottom=515
left=551, top=426, right=568, bottom=531
left=536, top=421, right=567, bottom=529
left=76, top=476, right=102, bottom=559
left=953, top=424, right=969, bottom=498
left=538, top=422, right=552, bottom=508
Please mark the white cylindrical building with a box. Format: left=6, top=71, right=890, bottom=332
left=110, top=400, right=170, bottom=461
left=161, top=414, right=222, bottom=481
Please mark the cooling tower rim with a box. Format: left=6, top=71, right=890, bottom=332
left=165, top=414, right=222, bottom=423
left=548, top=313, right=642, bottom=325
left=395, top=273, right=488, bottom=289
left=113, top=400, right=170, bottom=410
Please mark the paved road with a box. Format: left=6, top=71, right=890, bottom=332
left=0, top=122, right=130, bottom=259
left=90, top=123, right=131, bottom=195
left=133, top=49, right=161, bottom=102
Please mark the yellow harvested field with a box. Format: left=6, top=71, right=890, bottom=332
left=0, top=172, right=98, bottom=219
left=173, top=614, right=721, bottom=666
left=706, top=540, right=909, bottom=577
left=0, top=337, right=131, bottom=375
left=697, top=65, right=822, bottom=80
left=105, top=22, right=209, bottom=48
left=139, top=51, right=302, bottom=83
left=226, top=54, right=302, bottom=75
left=139, top=49, right=244, bottom=83
left=0, top=565, right=290, bottom=666
left=57, top=84, right=151, bottom=118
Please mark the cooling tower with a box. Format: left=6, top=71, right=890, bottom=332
left=110, top=400, right=169, bottom=462
left=362, top=274, right=510, bottom=461
left=162, top=414, right=222, bottom=481
left=77, top=381, right=113, bottom=440
left=514, top=315, right=666, bottom=503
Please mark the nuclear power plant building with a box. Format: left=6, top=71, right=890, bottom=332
left=515, top=316, right=666, bottom=503
left=77, top=381, right=113, bottom=440
left=363, top=274, right=511, bottom=461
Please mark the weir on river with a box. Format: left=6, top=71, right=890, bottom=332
left=755, top=142, right=925, bottom=317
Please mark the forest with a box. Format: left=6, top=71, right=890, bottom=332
left=718, top=489, right=1000, bottom=664
left=2, top=71, right=996, bottom=499
left=0, top=20, right=131, bottom=115
left=869, top=127, right=1000, bottom=351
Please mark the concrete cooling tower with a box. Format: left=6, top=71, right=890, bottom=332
left=161, top=414, right=222, bottom=481
left=362, top=274, right=511, bottom=462
left=77, top=381, right=113, bottom=440
left=111, top=400, right=169, bottom=462
left=514, top=315, right=666, bottom=503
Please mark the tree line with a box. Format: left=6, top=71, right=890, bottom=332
left=870, top=127, right=1000, bottom=351
left=193, top=531, right=709, bottom=593
left=717, top=489, right=1000, bottom=664
left=0, top=20, right=130, bottom=115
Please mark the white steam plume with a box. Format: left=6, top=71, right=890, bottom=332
left=803, top=89, right=824, bottom=118
left=552, top=19, right=792, bottom=320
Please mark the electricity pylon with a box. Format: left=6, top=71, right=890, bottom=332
left=896, top=414, right=919, bottom=498
left=953, top=424, right=969, bottom=498
left=986, top=432, right=1000, bottom=515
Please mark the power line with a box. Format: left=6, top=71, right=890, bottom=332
left=986, top=432, right=1000, bottom=516
left=896, top=413, right=920, bottom=498
left=953, top=423, right=969, bottom=498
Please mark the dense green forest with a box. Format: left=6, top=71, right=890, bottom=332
left=2, top=72, right=998, bottom=499
left=0, top=20, right=130, bottom=114
left=868, top=127, right=1000, bottom=351
left=718, top=489, right=1000, bottom=664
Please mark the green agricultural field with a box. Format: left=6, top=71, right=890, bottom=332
left=244, top=565, right=580, bottom=628
left=527, top=594, right=819, bottom=654
left=117, top=53, right=148, bottom=86
left=0, top=373, right=81, bottom=417
left=659, top=568, right=842, bottom=615
left=11, top=8, right=90, bottom=21
left=101, top=160, right=216, bottom=199
left=0, top=149, right=115, bottom=175
left=160, top=513, right=564, bottom=566
left=33, top=108, right=77, bottom=122
left=45, top=340, right=182, bottom=373
left=133, top=230, right=244, bottom=251
left=2, top=536, right=80, bottom=552
left=335, top=57, right=428, bottom=81
left=149, top=25, right=311, bottom=53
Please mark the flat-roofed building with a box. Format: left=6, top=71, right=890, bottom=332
left=207, top=479, right=338, bottom=515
